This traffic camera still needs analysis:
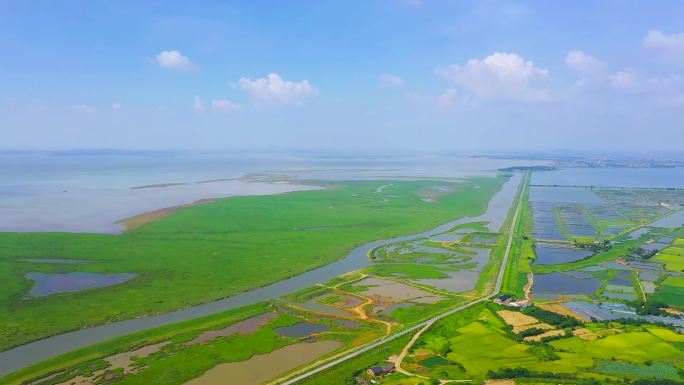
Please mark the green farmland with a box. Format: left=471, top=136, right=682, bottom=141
left=0, top=175, right=507, bottom=351
left=402, top=304, right=684, bottom=383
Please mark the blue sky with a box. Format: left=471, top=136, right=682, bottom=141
left=1, top=0, right=684, bottom=152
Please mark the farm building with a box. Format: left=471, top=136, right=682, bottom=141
left=367, top=363, right=395, bottom=377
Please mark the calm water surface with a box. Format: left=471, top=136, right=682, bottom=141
left=0, top=153, right=541, bottom=233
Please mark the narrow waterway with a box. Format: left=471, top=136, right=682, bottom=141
left=0, top=174, right=522, bottom=376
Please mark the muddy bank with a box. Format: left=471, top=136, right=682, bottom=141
left=185, top=313, right=278, bottom=345
left=118, top=199, right=215, bottom=231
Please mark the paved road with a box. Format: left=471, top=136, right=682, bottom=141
left=279, top=173, right=528, bottom=385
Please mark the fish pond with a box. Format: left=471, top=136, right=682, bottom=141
left=532, top=243, right=593, bottom=265
left=533, top=272, right=602, bottom=296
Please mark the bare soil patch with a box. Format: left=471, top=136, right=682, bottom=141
left=496, top=310, right=539, bottom=327
left=523, top=329, right=565, bottom=341
left=118, top=199, right=215, bottom=231
left=186, top=312, right=278, bottom=345
left=537, top=303, right=590, bottom=322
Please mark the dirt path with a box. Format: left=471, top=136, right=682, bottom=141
left=524, top=272, right=534, bottom=301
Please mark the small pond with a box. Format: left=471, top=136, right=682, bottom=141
left=26, top=272, right=136, bottom=297
left=610, top=270, right=633, bottom=285
left=602, top=291, right=637, bottom=301
left=275, top=322, right=329, bottom=338
left=533, top=243, right=593, bottom=265
left=533, top=272, right=601, bottom=295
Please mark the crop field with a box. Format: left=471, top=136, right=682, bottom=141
left=0, top=175, right=507, bottom=351
left=652, top=275, right=684, bottom=309
left=396, top=303, right=684, bottom=383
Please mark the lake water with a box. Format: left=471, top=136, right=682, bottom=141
left=532, top=167, right=684, bottom=188
left=0, top=152, right=542, bottom=233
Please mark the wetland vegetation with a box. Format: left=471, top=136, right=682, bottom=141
left=0, top=176, right=506, bottom=351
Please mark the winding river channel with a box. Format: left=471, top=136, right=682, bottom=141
left=0, top=173, right=522, bottom=376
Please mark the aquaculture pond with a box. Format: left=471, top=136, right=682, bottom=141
left=26, top=272, right=136, bottom=297
left=529, top=180, right=682, bottom=242
left=609, top=270, right=633, bottom=286
left=532, top=243, right=593, bottom=265
left=533, top=272, right=601, bottom=296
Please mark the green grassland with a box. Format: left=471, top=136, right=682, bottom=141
left=654, top=246, right=684, bottom=272
left=0, top=176, right=507, bottom=351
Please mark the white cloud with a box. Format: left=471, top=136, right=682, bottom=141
left=156, top=50, right=195, bottom=71
left=237, top=73, right=318, bottom=105
left=112, top=102, right=121, bottom=111
left=644, top=30, right=684, bottom=61
left=211, top=99, right=241, bottom=111
left=438, top=89, right=458, bottom=107
left=436, top=52, right=549, bottom=101
left=193, top=96, right=205, bottom=112
left=565, top=51, right=608, bottom=75
left=75, top=104, right=96, bottom=113
left=379, top=73, right=404, bottom=88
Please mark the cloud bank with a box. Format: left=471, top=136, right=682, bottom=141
left=156, top=50, right=195, bottom=71
left=436, top=52, right=549, bottom=101
left=237, top=73, right=318, bottom=105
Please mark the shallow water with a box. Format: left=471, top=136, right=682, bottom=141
left=532, top=167, right=684, bottom=188
left=0, top=153, right=540, bottom=233
left=275, top=322, right=329, bottom=339
left=186, top=312, right=278, bottom=345
left=533, top=243, right=593, bottom=265
left=530, top=186, right=604, bottom=204
left=533, top=272, right=601, bottom=295
left=26, top=272, right=136, bottom=297
left=650, top=210, right=684, bottom=228
left=298, top=297, right=352, bottom=317
left=183, top=340, right=341, bottom=385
